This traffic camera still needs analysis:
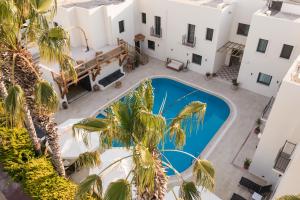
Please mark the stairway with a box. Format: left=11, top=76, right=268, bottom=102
left=118, top=39, right=149, bottom=71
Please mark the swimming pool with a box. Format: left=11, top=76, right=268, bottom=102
left=97, top=78, right=230, bottom=175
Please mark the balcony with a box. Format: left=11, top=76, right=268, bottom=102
left=182, top=34, right=196, bottom=48
left=274, top=141, right=297, bottom=173
left=150, top=26, right=162, bottom=38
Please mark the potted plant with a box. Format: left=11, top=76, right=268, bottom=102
left=205, top=72, right=211, bottom=80
left=254, top=118, right=262, bottom=134
left=231, top=79, right=239, bottom=90
left=244, top=158, right=252, bottom=170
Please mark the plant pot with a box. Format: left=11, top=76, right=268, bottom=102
left=254, top=127, right=261, bottom=134
left=231, top=85, right=239, bottom=90
left=93, top=84, right=100, bottom=91
left=62, top=101, right=68, bottom=109
left=244, top=164, right=250, bottom=170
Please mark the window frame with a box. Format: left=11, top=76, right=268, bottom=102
left=206, top=28, right=214, bottom=41
left=256, top=38, right=269, bottom=53
left=192, top=54, right=202, bottom=65
left=118, top=20, right=125, bottom=33
left=187, top=24, right=196, bottom=44
left=280, top=44, right=294, bottom=59
left=148, top=40, right=155, bottom=50
left=237, top=23, right=250, bottom=36
left=142, top=12, right=146, bottom=24
left=154, top=16, right=161, bottom=36
left=257, top=72, right=272, bottom=86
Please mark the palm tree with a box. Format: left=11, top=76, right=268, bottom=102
left=277, top=194, right=300, bottom=200
left=73, top=80, right=215, bottom=200
left=0, top=0, right=76, bottom=176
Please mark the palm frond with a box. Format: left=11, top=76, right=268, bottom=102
left=169, top=101, right=206, bottom=148
left=193, top=159, right=215, bottom=191
left=58, top=54, right=77, bottom=82
left=76, top=174, right=103, bottom=200
left=73, top=118, right=114, bottom=147
left=104, top=179, right=132, bottom=200
left=277, top=195, right=300, bottom=200
left=133, top=145, right=156, bottom=195
left=179, top=181, right=201, bottom=200
left=38, top=26, right=70, bottom=63
left=136, top=110, right=166, bottom=148
left=74, top=150, right=101, bottom=171
left=5, top=84, right=25, bottom=126
left=0, top=0, right=17, bottom=24
left=33, top=0, right=54, bottom=13
left=34, top=80, right=59, bottom=114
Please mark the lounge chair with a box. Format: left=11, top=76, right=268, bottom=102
left=231, top=193, right=246, bottom=200
left=239, top=177, right=272, bottom=195
left=166, top=58, right=184, bottom=71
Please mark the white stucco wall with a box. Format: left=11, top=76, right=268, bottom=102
left=250, top=58, right=300, bottom=185
left=105, top=0, right=137, bottom=46
left=228, top=0, right=265, bottom=45
left=238, top=11, right=300, bottom=97
left=273, top=145, right=300, bottom=199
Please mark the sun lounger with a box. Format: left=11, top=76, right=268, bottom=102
left=239, top=177, right=272, bottom=195
left=166, top=59, right=184, bottom=71
left=231, top=193, right=246, bottom=200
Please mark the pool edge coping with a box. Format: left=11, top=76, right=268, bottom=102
left=89, top=74, right=237, bottom=188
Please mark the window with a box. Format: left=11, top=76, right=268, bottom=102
left=155, top=16, right=161, bottom=36
left=187, top=24, right=196, bottom=44
left=237, top=23, right=250, bottom=36
left=192, top=54, right=202, bottom=65
left=142, top=12, right=146, bottom=24
left=256, top=39, right=268, bottom=53
left=119, top=20, right=125, bottom=33
left=148, top=40, right=155, bottom=50
left=206, top=28, right=214, bottom=41
left=257, top=72, right=272, bottom=86
left=280, top=44, right=293, bottom=59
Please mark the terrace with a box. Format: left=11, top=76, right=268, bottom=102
left=54, top=57, right=269, bottom=199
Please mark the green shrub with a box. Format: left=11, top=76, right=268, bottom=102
left=0, top=128, right=78, bottom=200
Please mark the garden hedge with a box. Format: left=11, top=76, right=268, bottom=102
left=0, top=128, right=78, bottom=200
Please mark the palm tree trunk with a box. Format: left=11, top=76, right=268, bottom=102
left=36, top=114, right=65, bottom=176
left=1, top=59, right=42, bottom=155
left=0, top=72, right=8, bottom=98
left=138, top=150, right=167, bottom=200
left=1, top=50, right=65, bottom=176
left=24, top=105, right=41, bottom=155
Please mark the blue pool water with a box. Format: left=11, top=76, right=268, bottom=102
left=97, top=78, right=230, bottom=175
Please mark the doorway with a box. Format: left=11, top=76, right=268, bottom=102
left=135, top=41, right=140, bottom=53
left=66, top=74, right=92, bottom=103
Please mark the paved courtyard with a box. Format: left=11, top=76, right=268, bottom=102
left=54, top=57, right=269, bottom=200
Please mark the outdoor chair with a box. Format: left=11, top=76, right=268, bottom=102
left=239, top=177, right=272, bottom=196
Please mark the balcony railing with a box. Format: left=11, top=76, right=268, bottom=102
left=150, top=26, right=162, bottom=38
left=274, top=141, right=296, bottom=173
left=182, top=34, right=196, bottom=48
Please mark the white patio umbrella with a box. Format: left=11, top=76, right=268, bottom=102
left=58, top=118, right=100, bottom=160
left=71, top=148, right=133, bottom=191
left=165, top=186, right=222, bottom=200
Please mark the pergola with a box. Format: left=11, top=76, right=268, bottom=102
left=52, top=40, right=129, bottom=98
left=217, top=41, right=245, bottom=59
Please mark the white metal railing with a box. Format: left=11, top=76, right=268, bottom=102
left=182, top=34, right=196, bottom=48
left=150, top=26, right=162, bottom=38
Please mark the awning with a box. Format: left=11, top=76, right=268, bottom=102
left=217, top=41, right=245, bottom=58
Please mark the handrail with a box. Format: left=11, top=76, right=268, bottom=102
left=261, top=96, right=274, bottom=119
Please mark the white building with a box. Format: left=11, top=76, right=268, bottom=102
left=250, top=55, right=300, bottom=198
left=44, top=0, right=300, bottom=198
